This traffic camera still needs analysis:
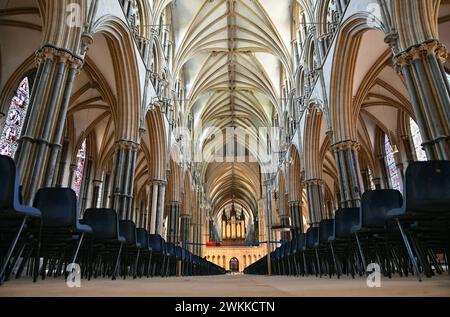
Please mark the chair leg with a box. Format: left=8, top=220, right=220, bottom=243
left=33, top=220, right=42, bottom=283
left=396, top=218, right=422, bottom=282
left=329, top=242, right=341, bottom=279
left=302, top=252, right=308, bottom=276
left=355, top=233, right=368, bottom=276
left=5, top=238, right=28, bottom=281
left=133, top=249, right=141, bottom=279
left=160, top=256, right=166, bottom=277
left=146, top=252, right=153, bottom=278
left=16, top=243, right=33, bottom=279
left=315, top=248, right=322, bottom=278
left=112, top=243, right=123, bottom=280
left=71, top=233, right=85, bottom=265
left=0, top=217, right=28, bottom=285
left=446, top=235, right=450, bottom=276
left=410, top=236, right=433, bottom=278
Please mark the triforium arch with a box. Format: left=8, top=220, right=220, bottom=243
left=303, top=103, right=327, bottom=226
left=287, top=144, right=305, bottom=235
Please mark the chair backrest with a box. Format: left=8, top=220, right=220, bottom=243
left=148, top=234, right=164, bottom=253
left=0, top=155, right=19, bottom=212
left=274, top=247, right=281, bottom=259
left=119, top=220, right=137, bottom=245
left=361, top=190, right=403, bottom=228
left=83, top=208, right=119, bottom=240
left=404, top=161, right=450, bottom=213
left=297, top=233, right=306, bottom=251
left=290, top=237, right=298, bottom=253
left=136, top=228, right=149, bottom=249
left=334, top=208, right=360, bottom=238
left=166, top=242, right=175, bottom=256
left=281, top=243, right=288, bottom=257
left=34, top=188, right=78, bottom=228
left=306, top=227, right=319, bottom=248
left=319, top=219, right=335, bottom=243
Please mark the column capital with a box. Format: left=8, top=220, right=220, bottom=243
left=148, top=178, right=166, bottom=186
left=303, top=178, right=324, bottom=187
left=384, top=31, right=400, bottom=54
left=153, top=179, right=168, bottom=186
left=115, top=139, right=141, bottom=151
left=330, top=140, right=360, bottom=153
left=36, top=45, right=84, bottom=70
left=394, top=39, right=448, bottom=72
left=92, top=179, right=103, bottom=187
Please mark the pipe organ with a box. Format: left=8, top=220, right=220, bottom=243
left=221, top=205, right=246, bottom=241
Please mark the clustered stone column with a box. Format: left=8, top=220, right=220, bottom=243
left=91, top=179, right=103, bottom=209
left=180, top=214, right=192, bottom=246
left=167, top=202, right=181, bottom=243
left=303, top=178, right=326, bottom=227
left=112, top=140, right=139, bottom=220
left=331, top=140, right=364, bottom=208
left=394, top=40, right=450, bottom=160
left=15, top=45, right=83, bottom=204
left=401, top=134, right=415, bottom=165
left=264, top=180, right=274, bottom=252
left=196, top=191, right=204, bottom=256
left=289, top=201, right=304, bottom=236
left=147, top=179, right=167, bottom=235
left=279, top=214, right=291, bottom=242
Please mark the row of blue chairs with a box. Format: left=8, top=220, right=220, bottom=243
left=0, top=155, right=224, bottom=285
left=245, top=161, right=450, bottom=281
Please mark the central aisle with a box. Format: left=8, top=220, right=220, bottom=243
left=1, top=275, right=450, bottom=297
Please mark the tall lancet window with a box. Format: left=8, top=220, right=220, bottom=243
left=72, top=139, right=87, bottom=197
left=409, top=118, right=427, bottom=161
left=1, top=77, right=30, bottom=158
left=384, top=135, right=401, bottom=191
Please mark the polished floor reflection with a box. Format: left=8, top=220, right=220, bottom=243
left=1, top=275, right=449, bottom=297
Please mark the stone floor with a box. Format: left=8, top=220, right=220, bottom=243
left=0, top=274, right=449, bottom=297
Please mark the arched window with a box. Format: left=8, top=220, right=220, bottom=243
left=0, top=77, right=31, bottom=158
left=384, top=135, right=401, bottom=191
left=409, top=118, right=427, bottom=161
left=71, top=139, right=87, bottom=197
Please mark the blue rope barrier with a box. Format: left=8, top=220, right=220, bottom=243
left=175, top=241, right=287, bottom=247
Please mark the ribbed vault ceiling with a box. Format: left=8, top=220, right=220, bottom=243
left=172, top=0, right=293, bottom=218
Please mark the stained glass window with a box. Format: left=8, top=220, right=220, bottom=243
left=409, top=118, right=427, bottom=161
left=385, top=135, right=401, bottom=191
left=72, top=139, right=87, bottom=197
left=0, top=77, right=30, bottom=158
